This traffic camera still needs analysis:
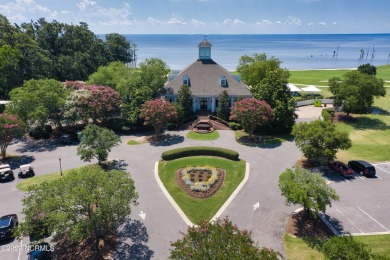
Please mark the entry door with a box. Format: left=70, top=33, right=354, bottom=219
left=200, top=99, right=208, bottom=110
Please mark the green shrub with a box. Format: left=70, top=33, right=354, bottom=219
left=0, top=104, right=5, bottom=113
left=321, top=108, right=335, bottom=122
left=322, top=235, right=371, bottom=260
left=229, top=122, right=242, bottom=130
left=161, top=146, right=239, bottom=161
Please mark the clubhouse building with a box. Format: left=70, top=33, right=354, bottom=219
left=163, top=38, right=252, bottom=113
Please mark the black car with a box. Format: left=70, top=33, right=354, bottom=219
left=0, top=214, right=18, bottom=241
left=348, top=160, right=376, bottom=177
left=0, top=167, right=15, bottom=182
left=27, top=242, right=54, bottom=260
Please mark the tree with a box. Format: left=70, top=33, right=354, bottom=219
left=236, top=53, right=283, bottom=87
left=105, top=33, right=133, bottom=63
left=229, top=98, right=273, bottom=139
left=6, top=79, right=67, bottom=130
left=139, top=58, right=170, bottom=96
left=170, top=217, right=281, bottom=260
left=322, top=235, right=371, bottom=260
left=251, top=70, right=297, bottom=134
left=77, top=125, right=121, bottom=165
left=0, top=45, right=22, bottom=99
left=329, top=71, right=386, bottom=115
left=292, top=120, right=351, bottom=164
left=217, top=90, right=230, bottom=121
left=139, top=99, right=177, bottom=137
left=177, top=85, right=193, bottom=119
left=0, top=114, right=23, bottom=158
left=278, top=167, right=339, bottom=217
left=17, top=165, right=138, bottom=256
left=358, top=63, right=377, bottom=75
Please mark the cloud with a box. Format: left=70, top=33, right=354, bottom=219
left=0, top=0, right=51, bottom=18
left=286, top=16, right=302, bottom=26
left=167, top=15, right=186, bottom=25
left=319, top=22, right=327, bottom=26
left=257, top=19, right=273, bottom=25
left=76, top=0, right=96, bottom=12
left=308, top=22, right=314, bottom=26
left=191, top=19, right=205, bottom=27
left=146, top=17, right=163, bottom=25
left=233, top=18, right=244, bottom=24
left=332, top=21, right=337, bottom=25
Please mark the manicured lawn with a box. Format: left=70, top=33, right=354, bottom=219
left=335, top=92, right=390, bottom=163
left=355, top=234, right=390, bottom=256
left=158, top=156, right=246, bottom=224
left=283, top=234, right=324, bottom=260
left=289, top=65, right=390, bottom=87
left=186, top=130, right=219, bottom=141
left=284, top=233, right=390, bottom=259
left=16, top=165, right=96, bottom=191
left=127, top=140, right=143, bottom=145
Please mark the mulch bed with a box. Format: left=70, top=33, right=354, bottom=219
left=286, top=210, right=334, bottom=239
left=333, top=112, right=358, bottom=124
left=54, top=231, right=117, bottom=260
left=175, top=167, right=225, bottom=199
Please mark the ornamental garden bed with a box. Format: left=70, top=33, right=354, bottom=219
left=158, top=156, right=246, bottom=224
left=176, top=166, right=225, bottom=199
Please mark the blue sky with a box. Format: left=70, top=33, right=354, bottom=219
left=1, top=0, right=389, bottom=34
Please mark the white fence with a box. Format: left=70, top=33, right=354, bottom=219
left=297, top=99, right=334, bottom=107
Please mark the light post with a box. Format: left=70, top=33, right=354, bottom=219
left=59, top=158, right=63, bottom=176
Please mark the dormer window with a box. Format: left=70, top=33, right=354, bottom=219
left=220, top=76, right=227, bottom=86
left=183, top=75, right=190, bottom=86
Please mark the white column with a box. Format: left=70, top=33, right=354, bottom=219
left=211, top=97, right=216, bottom=112
left=192, top=97, right=196, bottom=112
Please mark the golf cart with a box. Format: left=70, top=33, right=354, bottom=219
left=0, top=164, right=15, bottom=182
left=18, top=164, right=35, bottom=179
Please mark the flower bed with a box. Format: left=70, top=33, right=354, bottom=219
left=176, top=166, right=225, bottom=199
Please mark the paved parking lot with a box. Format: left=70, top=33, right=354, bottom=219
left=321, top=162, right=390, bottom=236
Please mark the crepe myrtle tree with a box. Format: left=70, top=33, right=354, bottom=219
left=0, top=113, right=23, bottom=158
left=139, top=99, right=177, bottom=138
left=170, top=217, right=281, bottom=259
left=229, top=98, right=273, bottom=139
left=77, top=125, right=121, bottom=165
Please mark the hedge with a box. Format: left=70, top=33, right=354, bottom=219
left=321, top=107, right=335, bottom=122
left=161, top=146, right=239, bottom=161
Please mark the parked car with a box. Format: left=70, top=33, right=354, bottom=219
left=18, top=164, right=35, bottom=179
left=27, top=242, right=54, bottom=260
left=0, top=214, right=18, bottom=241
left=329, top=161, right=355, bottom=178
left=348, top=160, right=376, bottom=177
left=0, top=167, right=15, bottom=182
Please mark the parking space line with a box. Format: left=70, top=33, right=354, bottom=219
left=376, top=175, right=383, bottom=180
left=18, top=239, right=22, bottom=260
left=358, top=176, right=366, bottom=181
left=375, top=165, right=390, bottom=175
left=335, top=209, right=364, bottom=233
left=357, top=207, right=390, bottom=232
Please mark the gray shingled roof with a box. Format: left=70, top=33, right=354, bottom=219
left=198, top=39, right=212, bottom=47
left=165, top=59, right=251, bottom=96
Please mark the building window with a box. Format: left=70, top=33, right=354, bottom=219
left=220, top=76, right=227, bottom=86
left=183, top=75, right=189, bottom=85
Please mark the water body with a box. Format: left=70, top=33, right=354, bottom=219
left=119, top=34, right=390, bottom=71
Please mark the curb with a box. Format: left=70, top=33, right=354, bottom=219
left=210, top=162, right=250, bottom=222
left=154, top=161, right=250, bottom=226
left=154, top=161, right=194, bottom=227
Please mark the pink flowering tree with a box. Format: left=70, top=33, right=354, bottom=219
left=63, top=83, right=121, bottom=125
left=230, top=98, right=273, bottom=139
left=0, top=114, right=23, bottom=158
left=140, top=99, right=177, bottom=138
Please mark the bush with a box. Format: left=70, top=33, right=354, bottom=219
left=161, top=146, right=239, bottom=161
left=229, top=122, right=242, bottom=130
left=321, top=108, right=335, bottom=122
left=322, top=235, right=371, bottom=260
left=105, top=118, right=125, bottom=133
left=0, top=104, right=5, bottom=113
